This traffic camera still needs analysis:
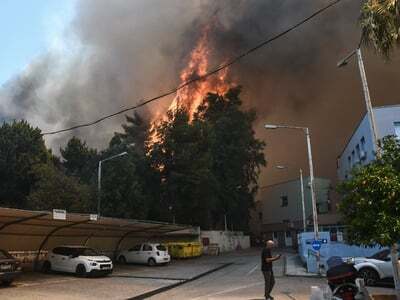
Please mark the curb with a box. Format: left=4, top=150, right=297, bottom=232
left=284, top=255, right=325, bottom=278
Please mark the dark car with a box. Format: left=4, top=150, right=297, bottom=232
left=0, top=249, right=21, bottom=286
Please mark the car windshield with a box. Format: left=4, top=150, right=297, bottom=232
left=156, top=245, right=167, bottom=251
left=0, top=249, right=12, bottom=259
left=369, top=249, right=390, bottom=260
left=73, top=248, right=99, bottom=257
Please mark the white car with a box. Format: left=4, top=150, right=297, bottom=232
left=348, top=249, right=398, bottom=286
left=43, top=246, right=113, bottom=277
left=118, top=243, right=170, bottom=266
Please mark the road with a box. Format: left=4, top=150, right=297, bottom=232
left=149, top=250, right=327, bottom=300
left=0, top=248, right=394, bottom=299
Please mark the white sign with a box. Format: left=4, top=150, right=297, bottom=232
left=90, top=214, right=98, bottom=221
left=53, top=209, right=66, bottom=220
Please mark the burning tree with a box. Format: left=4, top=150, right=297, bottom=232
left=147, top=23, right=265, bottom=229
left=149, top=87, right=266, bottom=230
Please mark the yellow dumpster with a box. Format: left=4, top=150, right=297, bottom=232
left=191, top=242, right=203, bottom=257
left=166, top=242, right=199, bottom=258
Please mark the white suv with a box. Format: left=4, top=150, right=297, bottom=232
left=43, top=246, right=113, bottom=276
left=348, top=249, right=399, bottom=286
left=118, top=243, right=170, bottom=266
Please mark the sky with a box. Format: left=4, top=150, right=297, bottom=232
left=0, top=0, right=76, bottom=86
left=0, top=0, right=399, bottom=197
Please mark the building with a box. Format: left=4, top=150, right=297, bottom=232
left=250, top=177, right=336, bottom=248
left=337, top=105, right=400, bottom=181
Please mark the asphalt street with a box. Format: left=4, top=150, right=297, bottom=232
left=0, top=249, right=395, bottom=299
left=149, top=249, right=327, bottom=300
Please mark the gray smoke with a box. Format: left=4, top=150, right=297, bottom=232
left=0, top=0, right=399, bottom=191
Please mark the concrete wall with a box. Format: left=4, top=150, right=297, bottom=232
left=200, top=231, right=250, bottom=253
left=298, top=232, right=384, bottom=273
left=337, top=105, right=400, bottom=181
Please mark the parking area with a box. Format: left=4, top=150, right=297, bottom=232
left=0, top=253, right=234, bottom=300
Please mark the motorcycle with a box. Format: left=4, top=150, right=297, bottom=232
left=326, top=256, right=360, bottom=300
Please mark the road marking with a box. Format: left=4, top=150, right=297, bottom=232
left=189, top=282, right=264, bottom=299
left=17, top=277, right=80, bottom=287
left=127, top=263, right=233, bottom=300
left=282, top=291, right=297, bottom=300
left=246, top=264, right=259, bottom=276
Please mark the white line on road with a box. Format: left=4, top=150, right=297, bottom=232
left=246, top=264, right=259, bottom=276
left=17, top=277, right=80, bottom=287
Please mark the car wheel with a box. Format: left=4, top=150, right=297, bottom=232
left=148, top=258, right=156, bottom=266
left=76, top=264, right=87, bottom=277
left=2, top=280, right=13, bottom=286
left=118, top=256, right=127, bottom=264
left=42, top=261, right=52, bottom=273
left=359, top=268, right=379, bottom=286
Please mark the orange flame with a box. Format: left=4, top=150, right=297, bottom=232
left=149, top=24, right=230, bottom=146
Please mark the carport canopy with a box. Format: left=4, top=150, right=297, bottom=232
left=0, top=207, right=194, bottom=259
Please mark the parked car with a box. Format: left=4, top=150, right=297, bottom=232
left=118, top=243, right=170, bottom=266
left=43, top=246, right=113, bottom=277
left=0, top=249, right=21, bottom=286
left=347, top=249, right=398, bottom=286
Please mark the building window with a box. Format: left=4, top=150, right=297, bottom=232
left=360, top=137, right=366, bottom=160
left=394, top=122, right=400, bottom=138
left=348, top=156, right=351, bottom=169
left=317, top=202, right=329, bottom=214
left=258, top=212, right=263, bottom=221
left=360, top=136, right=366, bottom=151
left=285, top=230, right=291, bottom=238
left=281, top=196, right=288, bottom=207
left=356, top=144, right=361, bottom=162
left=351, top=150, right=355, bottom=166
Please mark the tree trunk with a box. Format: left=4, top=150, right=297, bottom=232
left=390, top=243, right=400, bottom=299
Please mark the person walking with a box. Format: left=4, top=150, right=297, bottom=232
left=261, top=240, right=281, bottom=300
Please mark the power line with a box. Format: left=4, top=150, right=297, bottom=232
left=42, top=0, right=342, bottom=136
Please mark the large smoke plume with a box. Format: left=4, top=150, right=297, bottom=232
left=1, top=0, right=399, bottom=190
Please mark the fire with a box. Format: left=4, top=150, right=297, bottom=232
left=148, top=24, right=231, bottom=146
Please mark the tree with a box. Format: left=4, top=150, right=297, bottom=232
left=0, top=120, right=50, bottom=208
left=28, top=163, right=94, bottom=212
left=99, top=112, right=157, bottom=220
left=195, top=87, right=266, bottom=230
left=149, top=108, right=218, bottom=228
left=60, top=136, right=98, bottom=184
left=360, top=0, right=400, bottom=58
left=338, top=136, right=400, bottom=292
left=98, top=147, right=152, bottom=220
left=114, top=112, right=149, bottom=155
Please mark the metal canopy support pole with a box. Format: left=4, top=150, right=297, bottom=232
left=34, top=219, right=91, bottom=271
left=0, top=213, right=49, bottom=232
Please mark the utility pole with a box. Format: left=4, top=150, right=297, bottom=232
left=97, top=151, right=128, bottom=217
left=299, top=168, right=306, bottom=232
left=356, top=48, right=380, bottom=157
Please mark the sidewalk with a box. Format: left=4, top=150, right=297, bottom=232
left=284, top=252, right=323, bottom=277
left=283, top=251, right=396, bottom=299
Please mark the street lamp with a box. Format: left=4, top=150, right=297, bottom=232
left=264, top=124, right=319, bottom=239
left=97, top=151, right=128, bottom=217
left=275, top=165, right=306, bottom=232
left=337, top=48, right=380, bottom=157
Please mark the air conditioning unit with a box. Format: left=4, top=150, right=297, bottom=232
left=360, top=150, right=367, bottom=160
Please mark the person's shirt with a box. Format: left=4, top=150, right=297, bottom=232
left=261, top=247, right=273, bottom=271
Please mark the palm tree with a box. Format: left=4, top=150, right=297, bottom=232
left=360, top=0, right=400, bottom=58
